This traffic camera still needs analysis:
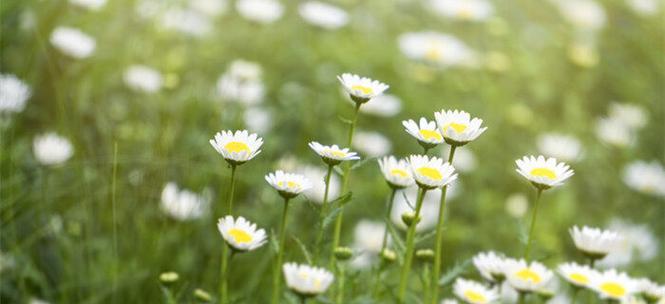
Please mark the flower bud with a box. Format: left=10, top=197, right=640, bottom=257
left=401, top=212, right=420, bottom=227
left=416, top=249, right=435, bottom=262
left=159, top=272, right=179, bottom=284
left=380, top=249, right=396, bottom=263
left=334, top=246, right=353, bottom=261
left=193, top=288, right=212, bottom=302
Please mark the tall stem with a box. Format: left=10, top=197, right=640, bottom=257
left=271, top=197, right=291, bottom=304
left=524, top=188, right=543, bottom=261
left=335, top=263, right=345, bottom=304
left=314, top=164, right=334, bottom=264
left=220, top=249, right=235, bottom=304
left=397, top=188, right=427, bottom=303
left=431, top=145, right=456, bottom=304
left=372, top=188, right=398, bottom=297
left=518, top=292, right=525, bottom=304
left=227, top=165, right=237, bottom=214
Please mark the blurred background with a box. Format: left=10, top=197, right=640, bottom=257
left=1, top=0, right=663, bottom=302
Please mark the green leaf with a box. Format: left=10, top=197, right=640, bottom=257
left=291, top=236, right=313, bottom=265
left=330, top=191, right=352, bottom=207
left=322, top=206, right=343, bottom=230
left=386, top=222, right=405, bottom=255
left=338, top=115, right=353, bottom=125
left=415, top=230, right=436, bottom=245
left=438, top=259, right=471, bottom=286
left=350, top=157, right=376, bottom=170
left=333, top=166, right=345, bottom=177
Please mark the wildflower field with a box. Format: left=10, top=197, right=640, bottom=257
left=1, top=0, right=664, bottom=303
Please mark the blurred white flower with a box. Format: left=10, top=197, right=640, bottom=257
left=123, top=65, right=163, bottom=93
left=0, top=74, right=31, bottom=114
left=555, top=0, right=607, bottom=31
left=626, top=0, right=660, bottom=15
left=505, top=193, right=528, bottom=218
left=33, top=132, right=74, bottom=166
left=299, top=1, right=349, bottom=30
left=28, top=298, right=50, bottom=304
left=357, top=93, right=402, bottom=117
left=599, top=219, right=659, bottom=267
left=596, top=117, right=633, bottom=147
left=558, top=262, right=597, bottom=288
left=217, top=60, right=265, bottom=105
left=69, top=0, right=106, bottom=10
left=442, top=146, right=477, bottom=173
left=504, top=259, right=554, bottom=293
left=161, top=8, right=212, bottom=37
left=300, top=164, right=340, bottom=204
left=352, top=131, right=391, bottom=157
left=191, top=0, right=228, bottom=17
left=282, top=263, right=334, bottom=296
left=244, top=107, right=273, bottom=133
left=537, top=133, right=583, bottom=162
left=623, top=160, right=665, bottom=197
left=160, top=182, right=208, bottom=221
left=391, top=186, right=458, bottom=232
left=608, top=102, right=648, bottom=130
left=50, top=26, right=96, bottom=59
left=473, top=251, right=509, bottom=283
left=352, top=220, right=386, bottom=254
left=569, top=226, right=622, bottom=259
left=236, top=0, right=283, bottom=24
left=398, top=31, right=478, bottom=68
left=428, top=0, right=494, bottom=22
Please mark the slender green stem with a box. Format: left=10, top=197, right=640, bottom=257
left=111, top=142, right=119, bottom=304
left=372, top=188, right=398, bottom=297
left=227, top=165, right=237, bottom=214
left=518, top=292, right=525, bottom=304
left=524, top=188, right=543, bottom=261
left=431, top=145, right=456, bottom=304
left=423, top=146, right=430, bottom=155
left=589, top=257, right=596, bottom=268
left=571, top=286, right=579, bottom=304
left=220, top=249, right=235, bottom=304
left=271, top=197, right=291, bottom=304
left=422, top=264, right=431, bottom=304
left=314, top=164, right=334, bottom=264
left=299, top=295, right=307, bottom=304
left=397, top=188, right=427, bottom=303
left=336, top=263, right=345, bottom=304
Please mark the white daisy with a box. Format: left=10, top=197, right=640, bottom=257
left=265, top=170, right=312, bottom=199
left=33, top=132, right=74, bottom=166
left=428, top=0, right=494, bottom=22
left=217, top=60, right=265, bottom=105
left=453, top=278, right=498, bottom=304
left=622, top=160, right=665, bottom=197
left=591, top=269, right=638, bottom=301
left=596, top=117, right=633, bottom=147
left=308, top=141, right=359, bottom=166
left=378, top=156, right=415, bottom=189
left=299, top=164, right=340, bottom=204
left=515, top=155, right=574, bottom=190
left=49, top=26, right=96, bottom=59
left=599, top=219, right=659, bottom=267
left=69, top=0, right=106, bottom=10
left=190, top=0, right=228, bottom=17
left=557, top=262, right=596, bottom=288
left=554, top=0, right=607, bottom=31
left=282, top=263, right=334, bottom=297
left=298, top=1, right=348, bottom=30
left=160, top=182, right=208, bottom=221
left=236, top=0, right=283, bottom=24
left=217, top=216, right=267, bottom=251
left=636, top=278, right=665, bottom=303
left=608, top=102, right=648, bottom=130
left=473, top=251, right=508, bottom=283
left=337, top=73, right=389, bottom=104
left=123, top=65, right=163, bottom=93
left=0, top=74, right=31, bottom=114
left=209, top=130, right=263, bottom=165
left=398, top=31, right=478, bottom=68
left=504, top=259, right=554, bottom=293
left=434, top=109, right=487, bottom=146
left=161, top=8, right=212, bottom=37
left=569, top=226, right=622, bottom=259
left=626, top=0, right=659, bottom=16
left=352, top=131, right=391, bottom=157
left=350, top=220, right=388, bottom=268
left=536, top=133, right=583, bottom=162
left=403, top=117, right=444, bottom=150
left=408, top=155, right=457, bottom=189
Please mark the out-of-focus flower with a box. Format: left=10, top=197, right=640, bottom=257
left=440, top=299, right=459, bottom=304
left=299, top=164, right=340, bottom=204
left=399, top=31, right=478, bottom=68
left=33, top=133, right=74, bottom=166
left=537, top=133, right=583, bottom=162
left=160, top=182, right=208, bottom=221
left=244, top=107, right=272, bottom=133
left=626, top=0, right=660, bottom=15
left=27, top=298, right=50, bottom=304
left=355, top=93, right=401, bottom=117
left=435, top=109, right=487, bottom=146
left=569, top=226, right=621, bottom=260
left=515, top=156, right=574, bottom=190
left=590, top=269, right=638, bottom=301
left=599, top=219, right=659, bottom=267
left=193, top=288, right=212, bottom=302
left=350, top=220, right=387, bottom=268
left=473, top=251, right=509, bottom=283
left=505, top=193, right=528, bottom=218
left=265, top=170, right=312, bottom=199
left=378, top=156, right=415, bottom=189
left=209, top=130, right=263, bottom=165
left=50, top=26, right=96, bottom=59
left=558, top=262, right=596, bottom=288
left=69, top=0, right=106, bottom=10
left=309, top=142, right=359, bottom=166
left=428, top=0, right=493, bottom=22
left=504, top=259, right=554, bottom=293
left=408, top=155, right=457, bottom=189
left=554, top=0, right=607, bottom=31
left=453, top=278, right=499, bottom=304
left=623, top=160, right=665, bottom=197
left=217, top=216, right=267, bottom=251
left=298, top=1, right=348, bottom=30
left=159, top=271, right=180, bottom=283
left=337, top=73, right=389, bottom=105
left=123, top=65, right=163, bottom=93
left=0, top=74, right=31, bottom=114
left=282, top=263, right=334, bottom=297
left=191, top=0, right=227, bottom=17
left=568, top=43, right=599, bottom=67
left=161, top=8, right=212, bottom=37
left=608, top=102, right=648, bottom=130
left=596, top=117, right=633, bottom=147
left=217, top=60, right=265, bottom=105
left=236, top=0, right=283, bottom=24
left=352, top=131, right=391, bottom=157
left=442, top=146, right=477, bottom=173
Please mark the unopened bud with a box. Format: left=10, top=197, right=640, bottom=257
left=159, top=272, right=179, bottom=284
left=193, top=288, right=212, bottom=302
left=416, top=249, right=435, bottom=262
left=334, top=247, right=353, bottom=261
left=401, top=212, right=420, bottom=226
left=380, top=249, right=396, bottom=262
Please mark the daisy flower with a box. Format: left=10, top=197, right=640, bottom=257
left=596, top=117, right=633, bottom=148
left=608, top=102, right=647, bottom=130
left=123, top=65, right=163, bottom=93
left=308, top=141, right=359, bottom=166
left=473, top=251, right=508, bottom=283
left=403, top=117, right=444, bottom=150
left=217, top=216, right=267, bottom=252
left=622, top=160, right=665, bottom=197
left=33, top=132, right=74, bottom=166
left=217, top=59, right=265, bottom=105
left=209, top=130, right=263, bottom=165
left=504, top=259, right=554, bottom=293
left=434, top=109, right=487, bottom=146
left=378, top=156, right=415, bottom=189
left=398, top=31, right=478, bottom=68
left=569, top=226, right=621, bottom=260
left=636, top=278, right=665, bottom=303
left=265, top=170, right=312, bottom=199
left=536, top=133, right=583, bottom=162
left=337, top=73, right=389, bottom=105
left=49, top=26, right=96, bottom=59
left=515, top=155, right=574, bottom=190
left=0, top=74, right=31, bottom=114
left=160, top=182, right=208, bottom=221
left=236, top=0, right=284, bottom=24
left=428, top=0, right=494, bottom=22
left=408, top=155, right=457, bottom=189
left=282, top=263, right=334, bottom=297
left=590, top=269, right=638, bottom=301
left=352, top=131, right=391, bottom=157
left=298, top=1, right=348, bottom=30
left=557, top=262, right=596, bottom=288
left=453, top=278, right=498, bottom=304
left=160, top=8, right=212, bottom=37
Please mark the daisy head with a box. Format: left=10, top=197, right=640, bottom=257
left=472, top=251, right=508, bottom=283
left=591, top=269, right=638, bottom=301
left=434, top=109, right=487, bottom=146
left=265, top=170, right=312, bottom=199
left=403, top=117, right=444, bottom=150
left=453, top=278, right=498, bottom=304
left=378, top=156, right=415, bottom=189
left=557, top=262, right=597, bottom=288
left=337, top=73, right=389, bottom=105
left=515, top=155, right=574, bottom=190
left=209, top=130, right=263, bottom=166
left=309, top=141, right=359, bottom=166
left=217, top=216, right=267, bottom=252
left=504, top=259, right=554, bottom=293
left=282, top=263, right=334, bottom=297
left=636, top=278, right=665, bottom=303
left=33, top=132, right=74, bottom=166
left=569, top=226, right=621, bottom=260
left=408, top=155, right=458, bottom=189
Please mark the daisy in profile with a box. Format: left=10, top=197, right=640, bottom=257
left=590, top=269, right=638, bottom=301
left=123, top=65, right=163, bottom=94
left=558, top=262, right=597, bottom=288
left=453, top=278, right=498, bottom=304
left=209, top=130, right=263, bottom=166
left=408, top=155, right=457, bottom=189
left=569, top=226, right=621, bottom=261
left=33, top=132, right=74, bottom=166
left=504, top=259, right=554, bottom=293
left=265, top=170, right=312, bottom=199
left=428, top=0, right=494, bottom=22
left=378, top=156, right=415, bottom=189
left=473, top=251, right=508, bottom=283
left=636, top=278, right=665, bottom=303
left=434, top=110, right=487, bottom=147
left=49, top=26, right=96, bottom=59
left=337, top=73, right=389, bottom=105
left=308, top=141, right=359, bottom=166
left=0, top=74, right=31, bottom=114
left=515, top=155, right=574, bottom=190
left=282, top=263, right=334, bottom=298
left=298, top=1, right=348, bottom=30
left=236, top=0, right=284, bottom=24
left=402, top=117, right=444, bottom=151
left=217, top=216, right=267, bottom=252
left=622, top=160, right=665, bottom=197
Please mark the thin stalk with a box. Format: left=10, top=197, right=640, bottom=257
left=524, top=188, right=543, bottom=260
left=422, top=264, right=431, bottom=304
left=227, top=165, right=237, bottom=214
left=431, top=145, right=456, bottom=304
left=335, top=263, right=345, bottom=304
left=571, top=286, right=579, bottom=304
left=423, top=146, right=430, bottom=155
left=518, top=292, right=525, bottom=304
left=397, top=188, right=427, bottom=303
left=220, top=249, right=236, bottom=304
left=314, top=164, right=334, bottom=264
left=271, top=197, right=291, bottom=304
left=372, top=188, right=398, bottom=297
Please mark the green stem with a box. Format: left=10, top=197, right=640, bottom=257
left=314, top=164, right=334, bottom=264
left=518, top=292, right=525, bottom=304
left=423, top=146, right=430, bottom=155
left=422, top=264, right=431, bottom=304
left=431, top=145, right=456, bottom=304
left=227, top=165, right=237, bottom=214
left=372, top=188, right=398, bottom=297
left=336, top=263, right=345, bottom=304
left=271, top=198, right=291, bottom=304
left=220, top=249, right=235, bottom=304
left=524, top=188, right=543, bottom=261
left=397, top=188, right=427, bottom=303
left=571, top=286, right=579, bottom=304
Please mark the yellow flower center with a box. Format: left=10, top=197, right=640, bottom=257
left=516, top=268, right=542, bottom=283
left=419, top=129, right=442, bottom=141
left=325, top=149, right=346, bottom=158
left=417, top=167, right=443, bottom=180
left=457, top=7, right=473, bottom=19
left=278, top=181, right=299, bottom=189
left=390, top=169, right=409, bottom=178
left=600, top=282, right=626, bottom=298
left=228, top=228, right=252, bottom=244
left=351, top=84, right=373, bottom=95
left=444, top=122, right=468, bottom=133
left=569, top=273, right=589, bottom=285
left=464, top=290, right=487, bottom=303
left=224, top=141, right=250, bottom=153
left=425, top=45, right=442, bottom=61
left=530, top=168, right=557, bottom=180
